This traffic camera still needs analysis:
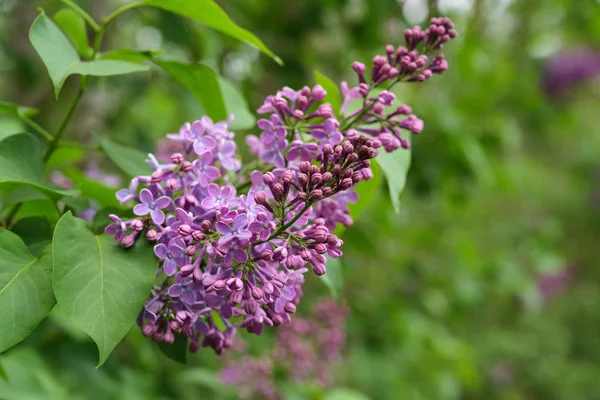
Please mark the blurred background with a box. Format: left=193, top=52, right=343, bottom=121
left=1, top=0, right=600, bottom=399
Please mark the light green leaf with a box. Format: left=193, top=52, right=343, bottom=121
left=144, top=0, right=281, bottom=65
left=30, top=11, right=149, bottom=97
left=63, top=168, right=120, bottom=208
left=319, top=256, right=343, bottom=302
left=0, top=133, right=76, bottom=200
left=156, top=334, right=189, bottom=364
left=99, top=49, right=158, bottom=63
left=218, top=77, right=255, bottom=130
left=0, top=231, right=55, bottom=353
left=314, top=70, right=342, bottom=116
left=0, top=118, right=26, bottom=141
left=0, top=102, right=39, bottom=119
left=96, top=137, right=151, bottom=178
left=52, top=212, right=157, bottom=366
left=377, top=147, right=411, bottom=214
left=53, top=8, right=90, bottom=58
left=156, top=61, right=228, bottom=123
left=45, top=146, right=85, bottom=171
left=10, top=217, right=53, bottom=257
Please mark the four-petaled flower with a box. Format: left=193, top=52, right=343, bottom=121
left=216, top=214, right=252, bottom=245
left=311, top=118, right=342, bottom=147
left=154, top=238, right=187, bottom=276
left=257, top=115, right=286, bottom=144
left=104, top=214, right=126, bottom=242
left=134, top=188, right=171, bottom=225
left=260, top=137, right=288, bottom=168
left=185, top=120, right=217, bottom=154
left=116, top=178, right=138, bottom=204
left=193, top=151, right=220, bottom=187
left=248, top=213, right=275, bottom=241
left=286, top=140, right=319, bottom=162
left=201, top=184, right=236, bottom=209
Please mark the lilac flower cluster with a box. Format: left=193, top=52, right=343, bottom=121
left=220, top=299, right=347, bottom=399
left=106, top=17, right=457, bottom=354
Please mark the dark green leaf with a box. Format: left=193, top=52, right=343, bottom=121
left=156, top=61, right=228, bottom=123
left=53, top=8, right=90, bottom=58
left=96, top=137, right=151, bottom=178
left=52, top=212, right=157, bottom=366
left=314, top=70, right=342, bottom=116
left=0, top=231, right=55, bottom=353
left=63, top=168, right=120, bottom=208
left=319, top=256, right=343, bottom=302
left=377, top=147, right=411, bottom=214
left=45, top=146, right=85, bottom=171
left=218, top=77, right=255, bottom=130
left=30, top=11, right=149, bottom=97
left=10, top=217, right=53, bottom=257
left=99, top=48, right=159, bottom=63
left=156, top=334, right=189, bottom=364
left=0, top=133, right=76, bottom=200
left=144, top=0, right=282, bottom=65
left=0, top=359, right=7, bottom=384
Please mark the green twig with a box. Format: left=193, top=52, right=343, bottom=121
left=22, top=116, right=54, bottom=141
left=43, top=84, right=85, bottom=162
left=61, top=0, right=101, bottom=31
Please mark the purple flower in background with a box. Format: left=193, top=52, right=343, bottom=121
left=104, top=214, right=126, bottom=242
left=378, top=90, right=395, bottom=106
left=216, top=214, right=252, bottom=245
left=193, top=151, right=220, bottom=187
left=154, top=238, right=187, bottom=276
left=311, top=119, right=342, bottom=147
left=340, top=81, right=361, bottom=114
left=258, top=115, right=286, bottom=144
left=260, top=137, right=288, bottom=168
left=249, top=213, right=275, bottom=241
left=218, top=141, right=241, bottom=171
left=134, top=188, right=171, bottom=225
left=116, top=178, right=138, bottom=204
left=185, top=120, right=217, bottom=154
left=286, top=140, right=319, bottom=162
left=201, top=184, right=236, bottom=209
left=543, top=49, right=600, bottom=96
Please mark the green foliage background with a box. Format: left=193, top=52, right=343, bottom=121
left=1, top=0, right=600, bottom=399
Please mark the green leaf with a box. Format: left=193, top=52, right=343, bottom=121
left=324, top=388, right=371, bottom=400
left=0, top=359, right=7, bottom=384
left=218, top=77, right=255, bottom=130
left=52, top=212, right=157, bottom=366
left=45, top=146, right=85, bottom=171
left=96, top=137, right=151, bottom=178
left=0, top=102, right=39, bottom=119
left=314, top=70, right=342, bottom=116
left=144, top=0, right=282, bottom=65
left=319, top=256, right=343, bottom=302
left=0, top=118, right=26, bottom=141
left=30, top=11, right=149, bottom=97
left=0, top=231, right=55, bottom=353
left=0, top=133, right=76, bottom=200
left=10, top=217, right=53, bottom=257
left=156, top=61, right=228, bottom=123
left=91, top=207, right=129, bottom=235
left=63, top=168, right=120, bottom=208
left=53, top=8, right=90, bottom=58
left=348, top=159, right=382, bottom=221
left=377, top=147, right=411, bottom=214
left=99, top=49, right=158, bottom=63
left=156, top=334, right=189, bottom=364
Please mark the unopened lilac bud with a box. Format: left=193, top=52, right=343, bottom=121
left=171, top=153, right=184, bottom=164
left=312, top=84, right=326, bottom=101
left=299, top=161, right=311, bottom=173
left=142, top=324, right=155, bottom=337
left=185, top=245, right=197, bottom=256
left=281, top=170, right=294, bottom=183
left=322, top=187, right=333, bottom=197
left=322, top=172, right=333, bottom=182
left=122, top=234, right=135, bottom=248
left=310, top=189, right=323, bottom=200
left=309, top=165, right=320, bottom=175
left=298, top=173, right=308, bottom=187
left=359, top=83, right=369, bottom=97
left=230, top=290, right=243, bottom=305
left=340, top=178, right=353, bottom=190
left=213, top=280, right=226, bottom=291
left=260, top=249, right=273, bottom=260
left=293, top=109, right=304, bottom=120
left=192, top=230, right=205, bottom=241
left=352, top=61, right=366, bottom=74
left=315, top=243, right=328, bottom=254
left=169, top=319, right=180, bottom=331
left=284, top=302, right=297, bottom=313
left=342, top=141, right=354, bottom=154
left=152, top=331, right=164, bottom=342
left=178, top=224, right=193, bottom=237
left=181, top=161, right=193, bottom=173
left=164, top=331, right=175, bottom=344
left=272, top=183, right=285, bottom=200
left=130, top=219, right=143, bottom=232
left=251, top=286, right=264, bottom=300
left=166, top=178, right=179, bottom=190
left=146, top=230, right=158, bottom=241
left=322, top=144, right=333, bottom=155
left=263, top=172, right=275, bottom=185
left=352, top=172, right=363, bottom=183
left=313, top=263, right=326, bottom=276
left=200, top=220, right=212, bottom=232
left=332, top=164, right=342, bottom=176
left=151, top=170, right=165, bottom=183
left=263, top=281, right=274, bottom=295
left=311, top=173, right=323, bottom=186
left=181, top=263, right=195, bottom=277
left=298, top=95, right=309, bottom=109
left=297, top=192, right=307, bottom=202
left=388, top=67, right=399, bottom=79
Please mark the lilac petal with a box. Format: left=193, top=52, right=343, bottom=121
left=133, top=203, right=150, bottom=216
left=218, top=234, right=234, bottom=245
left=236, top=229, right=252, bottom=240
left=198, top=173, right=209, bottom=187
left=139, top=188, right=153, bottom=205
left=207, top=183, right=220, bottom=197
left=200, top=150, right=213, bottom=164
left=220, top=156, right=237, bottom=171
left=233, top=249, right=248, bottom=263
left=232, top=214, right=248, bottom=230
left=168, top=284, right=183, bottom=297
left=286, top=147, right=300, bottom=161
left=163, top=259, right=177, bottom=276
left=259, top=230, right=270, bottom=241
left=273, top=153, right=285, bottom=168
left=200, top=136, right=217, bottom=149
left=191, top=120, right=206, bottom=136
left=154, top=244, right=169, bottom=259
left=215, top=221, right=231, bottom=235
left=220, top=304, right=233, bottom=319
left=205, top=166, right=220, bottom=180
left=282, top=286, right=295, bottom=300
left=181, top=290, right=196, bottom=305
left=205, top=294, right=222, bottom=308
left=201, top=198, right=217, bottom=209
left=257, top=119, right=271, bottom=130
left=274, top=297, right=285, bottom=313
left=151, top=209, right=165, bottom=225
left=116, top=189, right=131, bottom=202
left=154, top=196, right=171, bottom=209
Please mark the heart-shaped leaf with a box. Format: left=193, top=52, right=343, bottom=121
left=377, top=147, right=411, bottom=214
left=53, top=8, right=90, bottom=58
left=144, top=0, right=281, bottom=65
left=96, top=137, right=151, bottom=178
left=52, top=212, right=157, bottom=366
left=10, top=216, right=53, bottom=257
left=0, top=230, right=55, bottom=353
